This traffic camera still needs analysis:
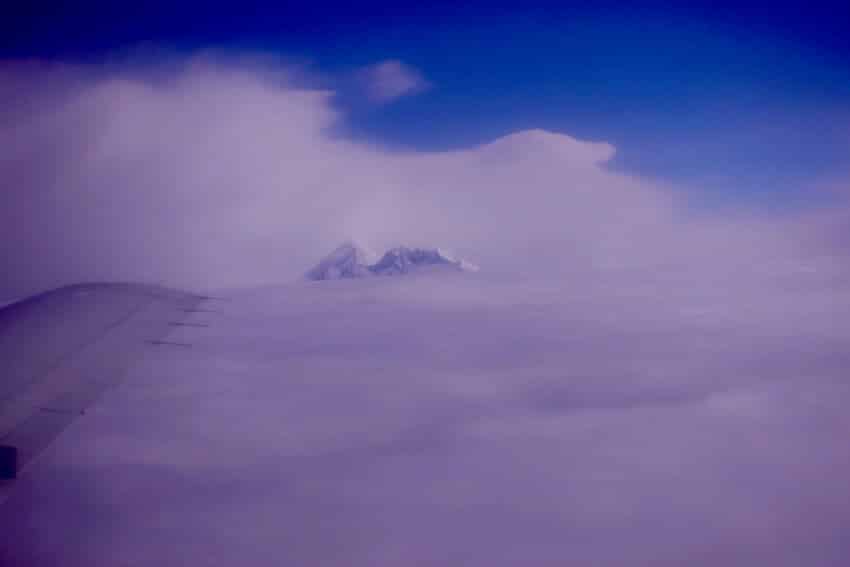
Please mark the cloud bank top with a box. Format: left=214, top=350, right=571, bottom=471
left=0, top=53, right=847, bottom=298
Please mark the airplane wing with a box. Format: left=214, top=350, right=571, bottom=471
left=0, top=283, right=202, bottom=489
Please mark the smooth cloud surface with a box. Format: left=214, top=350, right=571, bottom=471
left=2, top=273, right=850, bottom=565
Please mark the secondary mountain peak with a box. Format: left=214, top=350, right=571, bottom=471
left=304, top=241, right=379, bottom=281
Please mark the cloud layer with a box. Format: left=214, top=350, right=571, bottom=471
left=0, top=53, right=846, bottom=299
left=2, top=272, right=850, bottom=565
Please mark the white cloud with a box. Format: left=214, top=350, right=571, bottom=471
left=359, top=59, right=431, bottom=103
left=0, top=53, right=846, bottom=299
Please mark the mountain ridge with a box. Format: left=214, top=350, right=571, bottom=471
left=305, top=242, right=478, bottom=281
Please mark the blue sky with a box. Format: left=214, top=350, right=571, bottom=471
left=5, top=1, right=850, bottom=208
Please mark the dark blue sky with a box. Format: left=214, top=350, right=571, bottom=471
left=5, top=1, right=850, bottom=207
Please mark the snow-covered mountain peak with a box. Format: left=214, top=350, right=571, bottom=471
left=304, top=241, right=379, bottom=281
left=370, top=246, right=478, bottom=276
left=305, top=243, right=478, bottom=280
